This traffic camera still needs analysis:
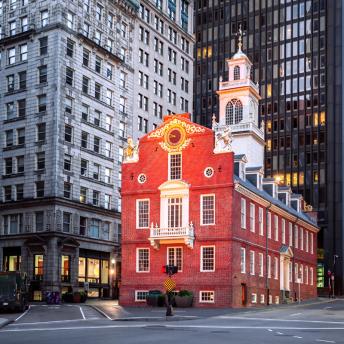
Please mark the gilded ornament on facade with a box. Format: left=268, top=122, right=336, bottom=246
left=123, top=136, right=139, bottom=163
left=148, top=118, right=205, bottom=139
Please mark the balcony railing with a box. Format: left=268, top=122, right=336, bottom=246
left=149, top=223, right=195, bottom=249
left=213, top=122, right=264, bottom=140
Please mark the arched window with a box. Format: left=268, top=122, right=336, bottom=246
left=225, top=99, right=243, bottom=125
left=234, top=65, right=240, bottom=80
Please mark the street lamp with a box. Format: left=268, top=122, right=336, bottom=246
left=332, top=255, right=339, bottom=298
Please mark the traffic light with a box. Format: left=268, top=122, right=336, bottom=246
left=161, top=265, right=178, bottom=275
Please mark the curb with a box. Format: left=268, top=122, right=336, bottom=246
left=113, top=315, right=200, bottom=322
left=0, top=319, right=13, bottom=329
left=88, top=304, right=200, bottom=322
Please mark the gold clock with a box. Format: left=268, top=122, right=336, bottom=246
left=164, top=126, right=186, bottom=150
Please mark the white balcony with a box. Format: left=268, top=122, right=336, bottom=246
left=148, top=223, right=195, bottom=249
left=214, top=122, right=264, bottom=141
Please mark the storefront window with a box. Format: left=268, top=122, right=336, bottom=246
left=101, top=260, right=109, bottom=284
left=61, top=255, right=70, bottom=282
left=4, top=255, right=21, bottom=271
left=34, top=254, right=44, bottom=280
left=87, top=258, right=100, bottom=283
left=78, top=257, right=86, bottom=282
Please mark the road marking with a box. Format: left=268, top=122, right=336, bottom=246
left=290, top=313, right=302, bottom=317
left=276, top=332, right=283, bottom=335
left=9, top=318, right=101, bottom=326
left=293, top=336, right=303, bottom=339
left=324, top=307, right=333, bottom=310
left=14, top=305, right=31, bottom=322
left=316, top=340, right=335, bottom=343
left=217, top=316, right=344, bottom=325
left=2, top=325, right=344, bottom=333
left=89, top=305, right=113, bottom=320
left=79, top=306, right=86, bottom=320
left=267, top=329, right=273, bottom=332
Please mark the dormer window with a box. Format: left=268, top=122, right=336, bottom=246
left=225, top=99, right=243, bottom=125
left=233, top=65, right=240, bottom=80
left=169, top=153, right=182, bottom=180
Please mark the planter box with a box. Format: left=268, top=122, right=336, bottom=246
left=175, top=295, right=193, bottom=307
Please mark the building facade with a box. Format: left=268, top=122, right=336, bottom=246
left=194, top=0, right=343, bottom=293
left=0, top=0, right=138, bottom=298
left=120, top=48, right=318, bottom=307
left=131, top=0, right=194, bottom=141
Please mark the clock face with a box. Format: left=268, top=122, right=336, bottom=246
left=164, top=126, right=186, bottom=150
left=168, top=129, right=182, bottom=146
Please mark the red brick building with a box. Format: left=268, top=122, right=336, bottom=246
left=120, top=47, right=319, bottom=308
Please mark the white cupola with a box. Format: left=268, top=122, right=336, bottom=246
left=215, top=26, right=265, bottom=169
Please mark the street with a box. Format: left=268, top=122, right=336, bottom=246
left=0, top=299, right=344, bottom=344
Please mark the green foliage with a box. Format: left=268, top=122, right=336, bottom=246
left=178, top=290, right=193, bottom=297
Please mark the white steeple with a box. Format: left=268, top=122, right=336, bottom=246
left=214, top=26, right=265, bottom=169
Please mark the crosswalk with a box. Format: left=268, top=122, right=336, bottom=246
left=80, top=305, right=105, bottom=320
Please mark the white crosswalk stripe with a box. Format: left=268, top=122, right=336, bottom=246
left=80, top=306, right=105, bottom=320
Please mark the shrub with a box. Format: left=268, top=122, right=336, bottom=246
left=178, top=290, right=193, bottom=297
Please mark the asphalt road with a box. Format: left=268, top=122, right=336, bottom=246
left=0, top=300, right=343, bottom=344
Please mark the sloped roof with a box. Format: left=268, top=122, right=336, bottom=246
left=234, top=175, right=317, bottom=227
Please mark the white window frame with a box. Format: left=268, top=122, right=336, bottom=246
left=281, top=219, right=286, bottom=244
left=136, top=248, right=150, bottom=273
left=199, top=291, right=215, bottom=303
left=305, top=231, right=309, bottom=252
left=135, top=290, right=148, bottom=302
left=260, top=294, right=265, bottom=304
left=300, top=227, right=304, bottom=250
left=310, top=233, right=314, bottom=254
left=274, top=215, right=279, bottom=241
left=241, top=198, right=246, bottom=229
left=267, top=255, right=271, bottom=278
left=200, top=194, right=215, bottom=225
left=274, top=257, right=278, bottom=279
left=168, top=152, right=182, bottom=180
left=250, top=251, right=255, bottom=275
left=240, top=247, right=246, bottom=273
left=267, top=211, right=271, bottom=238
left=259, top=252, right=264, bottom=277
left=200, top=245, right=215, bottom=272
left=249, top=203, right=255, bottom=232
left=295, top=225, right=299, bottom=248
left=305, top=266, right=308, bottom=285
left=258, top=207, right=264, bottom=236
left=136, top=199, right=150, bottom=229
left=289, top=222, right=293, bottom=246
left=167, top=247, right=183, bottom=272
left=251, top=293, right=257, bottom=304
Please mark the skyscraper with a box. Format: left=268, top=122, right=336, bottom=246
left=132, top=0, right=194, bottom=141
left=0, top=0, right=138, bottom=298
left=194, top=1, right=343, bottom=292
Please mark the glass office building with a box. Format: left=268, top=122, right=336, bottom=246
left=194, top=0, right=343, bottom=293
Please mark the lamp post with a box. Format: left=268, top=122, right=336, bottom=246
left=332, top=255, right=339, bottom=298
left=110, top=258, right=116, bottom=299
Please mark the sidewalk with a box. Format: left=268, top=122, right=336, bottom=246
left=0, top=318, right=12, bottom=329
left=86, top=297, right=333, bottom=322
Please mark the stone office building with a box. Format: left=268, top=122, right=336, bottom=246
left=132, top=0, right=194, bottom=141
left=0, top=0, right=138, bottom=299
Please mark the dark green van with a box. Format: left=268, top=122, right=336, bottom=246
left=0, top=272, right=28, bottom=312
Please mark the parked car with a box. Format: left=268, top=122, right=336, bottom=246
left=0, top=272, right=29, bottom=312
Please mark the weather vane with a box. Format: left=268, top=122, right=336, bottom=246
left=236, top=24, right=245, bottom=52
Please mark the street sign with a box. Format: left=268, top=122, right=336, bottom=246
left=84, top=282, right=89, bottom=291
left=164, top=277, right=176, bottom=292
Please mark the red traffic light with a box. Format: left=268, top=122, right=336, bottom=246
left=161, top=265, right=178, bottom=275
